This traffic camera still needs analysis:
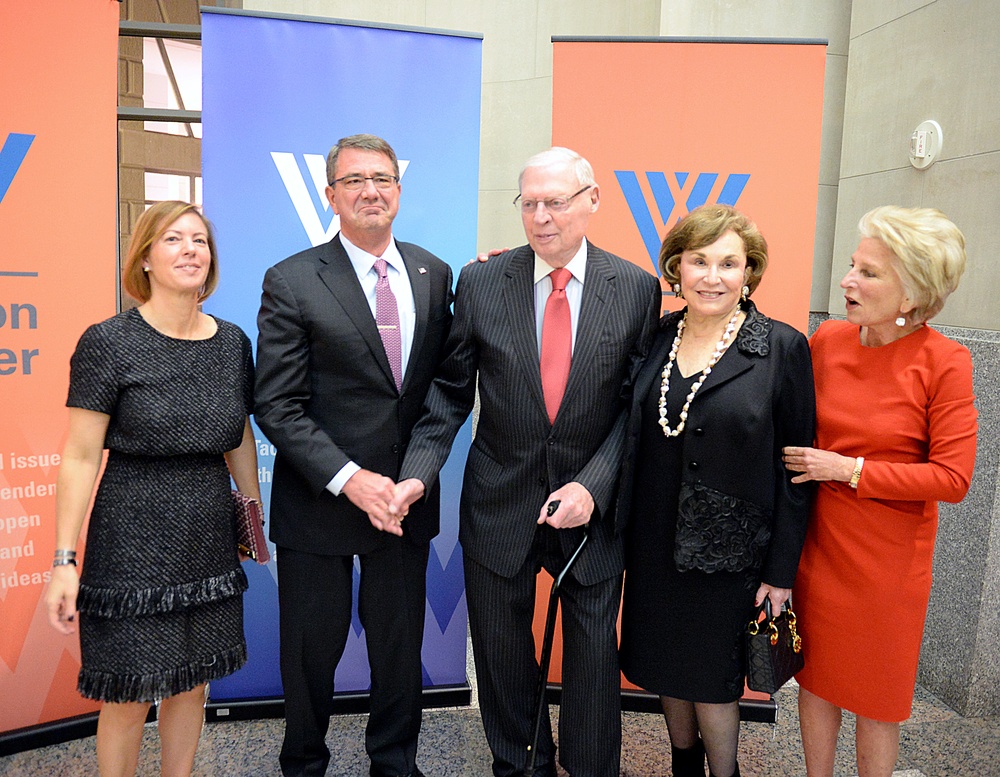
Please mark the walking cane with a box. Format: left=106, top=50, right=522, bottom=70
left=524, top=500, right=591, bottom=777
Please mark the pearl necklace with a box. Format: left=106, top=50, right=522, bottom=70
left=658, top=305, right=743, bottom=437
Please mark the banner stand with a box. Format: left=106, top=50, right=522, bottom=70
left=204, top=685, right=472, bottom=724
left=0, top=715, right=96, bottom=758
left=209, top=687, right=771, bottom=725
left=515, top=688, right=775, bottom=724
left=0, top=687, right=768, bottom=758
left=0, top=711, right=155, bottom=758
left=0, top=0, right=118, bottom=752
left=200, top=8, right=480, bottom=710
left=0, top=686, right=474, bottom=756
left=548, top=35, right=826, bottom=729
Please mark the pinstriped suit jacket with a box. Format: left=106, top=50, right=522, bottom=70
left=400, top=242, right=660, bottom=585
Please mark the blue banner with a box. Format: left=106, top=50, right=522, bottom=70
left=201, top=8, right=481, bottom=701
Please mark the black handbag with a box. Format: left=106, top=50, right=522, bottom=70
left=745, top=599, right=803, bottom=694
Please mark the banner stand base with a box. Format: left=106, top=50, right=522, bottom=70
left=620, top=688, right=778, bottom=724
left=205, top=683, right=473, bottom=723
left=0, top=709, right=153, bottom=758
left=1, top=683, right=774, bottom=756
left=204, top=685, right=775, bottom=727
left=0, top=685, right=472, bottom=757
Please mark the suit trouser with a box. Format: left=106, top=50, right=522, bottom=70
left=464, top=526, right=623, bottom=777
left=276, top=540, right=429, bottom=777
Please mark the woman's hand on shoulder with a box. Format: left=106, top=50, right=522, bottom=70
left=46, top=565, right=80, bottom=635
left=782, top=445, right=855, bottom=484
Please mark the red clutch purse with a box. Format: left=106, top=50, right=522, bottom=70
left=232, top=490, right=270, bottom=564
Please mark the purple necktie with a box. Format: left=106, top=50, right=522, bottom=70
left=373, top=258, right=402, bottom=391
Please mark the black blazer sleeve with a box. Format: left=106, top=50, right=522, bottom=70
left=255, top=261, right=352, bottom=493
left=761, top=326, right=816, bottom=587
left=399, top=262, right=480, bottom=490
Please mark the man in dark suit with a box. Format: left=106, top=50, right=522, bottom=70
left=255, top=134, right=453, bottom=777
left=391, top=147, right=660, bottom=777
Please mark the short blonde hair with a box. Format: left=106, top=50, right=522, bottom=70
left=859, top=206, right=966, bottom=323
left=123, top=201, right=219, bottom=304
left=659, top=204, right=768, bottom=295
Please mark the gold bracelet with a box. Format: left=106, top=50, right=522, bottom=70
left=849, top=456, right=865, bottom=489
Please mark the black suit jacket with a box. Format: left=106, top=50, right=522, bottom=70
left=255, top=234, right=453, bottom=555
left=400, top=242, right=660, bottom=585
left=617, top=302, right=816, bottom=587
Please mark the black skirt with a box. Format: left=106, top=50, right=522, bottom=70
left=619, top=369, right=757, bottom=703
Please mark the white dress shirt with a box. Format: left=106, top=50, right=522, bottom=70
left=327, top=233, right=416, bottom=496
left=533, top=238, right=588, bottom=357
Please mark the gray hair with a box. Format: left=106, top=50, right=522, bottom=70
left=326, top=133, right=399, bottom=184
left=518, top=146, right=596, bottom=190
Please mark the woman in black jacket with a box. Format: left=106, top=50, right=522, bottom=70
left=618, top=204, right=815, bottom=777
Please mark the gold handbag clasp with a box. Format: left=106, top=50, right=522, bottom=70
left=787, top=608, right=803, bottom=653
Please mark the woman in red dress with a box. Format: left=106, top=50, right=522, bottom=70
left=783, top=206, right=977, bottom=776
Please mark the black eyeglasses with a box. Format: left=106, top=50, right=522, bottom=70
left=330, top=174, right=400, bottom=191
left=514, top=185, right=592, bottom=213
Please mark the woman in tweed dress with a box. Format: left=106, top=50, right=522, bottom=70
left=45, top=201, right=260, bottom=777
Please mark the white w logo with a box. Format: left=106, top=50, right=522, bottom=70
left=271, top=152, right=410, bottom=247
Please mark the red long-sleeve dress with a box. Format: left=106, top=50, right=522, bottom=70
left=794, top=320, right=977, bottom=722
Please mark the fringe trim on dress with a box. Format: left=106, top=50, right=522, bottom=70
left=77, top=642, right=248, bottom=703
left=78, top=568, right=248, bottom=618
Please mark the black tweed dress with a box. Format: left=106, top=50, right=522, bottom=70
left=67, top=308, right=251, bottom=703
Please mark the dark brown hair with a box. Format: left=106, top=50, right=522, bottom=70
left=659, top=204, right=768, bottom=295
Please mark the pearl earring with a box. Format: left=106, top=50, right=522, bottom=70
left=895, top=316, right=906, bottom=327
left=672, top=283, right=684, bottom=299
left=143, top=266, right=150, bottom=272
left=741, top=285, right=750, bottom=301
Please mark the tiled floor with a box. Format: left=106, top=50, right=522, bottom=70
left=1, top=681, right=997, bottom=776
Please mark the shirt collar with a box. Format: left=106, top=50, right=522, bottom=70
left=533, top=238, right=589, bottom=285
left=340, top=232, right=405, bottom=279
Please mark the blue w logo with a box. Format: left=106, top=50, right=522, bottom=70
left=0, top=133, right=35, bottom=204
left=615, top=171, right=749, bottom=273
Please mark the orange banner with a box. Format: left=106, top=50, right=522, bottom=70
left=545, top=39, right=826, bottom=691
left=0, top=0, right=119, bottom=734
left=553, top=38, right=825, bottom=331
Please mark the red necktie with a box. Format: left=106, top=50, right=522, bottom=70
left=374, top=258, right=403, bottom=391
left=540, top=268, right=572, bottom=424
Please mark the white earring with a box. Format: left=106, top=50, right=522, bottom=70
left=895, top=316, right=906, bottom=327
left=672, top=283, right=684, bottom=299
left=143, top=266, right=150, bottom=272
